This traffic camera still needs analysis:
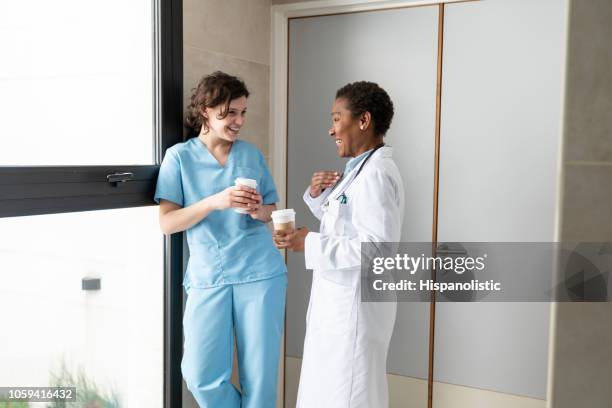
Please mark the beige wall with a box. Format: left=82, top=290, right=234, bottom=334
left=272, top=0, right=317, bottom=4
left=552, top=0, right=612, bottom=407
left=183, top=0, right=273, bottom=158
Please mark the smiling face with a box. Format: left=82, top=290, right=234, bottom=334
left=203, top=96, right=248, bottom=142
left=329, top=98, right=372, bottom=158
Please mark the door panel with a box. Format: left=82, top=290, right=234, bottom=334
left=287, top=6, right=439, bottom=407
left=434, top=0, right=567, bottom=404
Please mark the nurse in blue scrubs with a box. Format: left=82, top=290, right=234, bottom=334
left=154, top=71, right=286, bottom=408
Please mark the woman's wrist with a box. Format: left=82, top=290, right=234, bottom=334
left=251, top=204, right=272, bottom=222
left=200, top=195, right=219, bottom=213
left=262, top=206, right=273, bottom=222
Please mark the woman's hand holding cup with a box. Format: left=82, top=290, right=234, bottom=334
left=271, top=209, right=308, bottom=252
left=273, top=227, right=309, bottom=252
left=211, top=185, right=260, bottom=211
left=229, top=177, right=260, bottom=214
left=272, top=209, right=295, bottom=249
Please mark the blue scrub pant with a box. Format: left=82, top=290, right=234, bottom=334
left=182, top=274, right=287, bottom=408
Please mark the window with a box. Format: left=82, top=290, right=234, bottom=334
left=0, top=0, right=183, bottom=406
left=0, top=208, right=163, bottom=406
left=0, top=0, right=154, bottom=166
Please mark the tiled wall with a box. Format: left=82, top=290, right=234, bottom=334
left=562, top=0, right=612, bottom=243
left=552, top=0, right=612, bottom=407
left=271, top=0, right=316, bottom=4
left=183, top=0, right=272, bottom=158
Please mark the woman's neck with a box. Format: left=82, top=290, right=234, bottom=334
left=199, top=131, right=232, bottom=153
left=199, top=131, right=233, bottom=166
left=353, top=137, right=383, bottom=157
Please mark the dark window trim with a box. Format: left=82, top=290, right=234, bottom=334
left=0, top=165, right=159, bottom=217
left=159, top=0, right=183, bottom=407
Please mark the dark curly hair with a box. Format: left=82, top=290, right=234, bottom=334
left=335, top=81, right=394, bottom=137
left=185, top=71, right=249, bottom=137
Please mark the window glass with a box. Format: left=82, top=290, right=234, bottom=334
left=0, top=0, right=154, bottom=165
left=0, top=207, right=163, bottom=407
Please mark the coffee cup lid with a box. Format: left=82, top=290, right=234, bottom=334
left=272, top=209, right=295, bottom=217
left=235, top=177, right=257, bottom=188
left=271, top=208, right=295, bottom=222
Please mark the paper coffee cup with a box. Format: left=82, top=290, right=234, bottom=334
left=234, top=177, right=258, bottom=214
left=271, top=209, right=296, bottom=232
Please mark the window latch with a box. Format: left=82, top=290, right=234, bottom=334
left=106, top=172, right=134, bottom=186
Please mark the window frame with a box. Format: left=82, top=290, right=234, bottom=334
left=0, top=1, right=182, bottom=218
left=0, top=0, right=183, bottom=406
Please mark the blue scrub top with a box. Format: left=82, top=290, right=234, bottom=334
left=154, top=137, right=287, bottom=289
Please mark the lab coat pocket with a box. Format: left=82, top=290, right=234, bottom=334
left=309, top=275, right=357, bottom=333
left=327, top=200, right=351, bottom=236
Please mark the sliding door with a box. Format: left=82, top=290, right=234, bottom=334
left=433, top=0, right=567, bottom=406
left=286, top=5, right=439, bottom=407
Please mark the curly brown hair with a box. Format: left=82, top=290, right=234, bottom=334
left=335, top=81, right=394, bottom=137
left=185, top=71, right=250, bottom=137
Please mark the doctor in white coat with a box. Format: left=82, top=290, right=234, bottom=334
left=274, top=81, right=405, bottom=408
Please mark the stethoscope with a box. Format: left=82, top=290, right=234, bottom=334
left=324, top=143, right=385, bottom=206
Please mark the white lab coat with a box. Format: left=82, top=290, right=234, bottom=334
left=297, top=146, right=405, bottom=408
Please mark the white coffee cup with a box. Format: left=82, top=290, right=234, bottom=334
left=271, top=209, right=296, bottom=232
left=234, top=177, right=258, bottom=214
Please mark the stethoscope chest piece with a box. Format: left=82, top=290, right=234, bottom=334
left=328, top=143, right=384, bottom=206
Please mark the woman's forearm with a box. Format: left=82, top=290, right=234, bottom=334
left=160, top=197, right=216, bottom=235
left=255, top=204, right=276, bottom=223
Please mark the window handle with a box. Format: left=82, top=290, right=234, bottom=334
left=106, top=172, right=134, bottom=185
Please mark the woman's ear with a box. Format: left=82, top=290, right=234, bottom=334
left=360, top=111, right=372, bottom=131
left=200, top=108, right=208, bottom=118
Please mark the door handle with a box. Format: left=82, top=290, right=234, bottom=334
left=436, top=243, right=467, bottom=255
left=436, top=249, right=468, bottom=255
